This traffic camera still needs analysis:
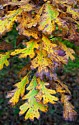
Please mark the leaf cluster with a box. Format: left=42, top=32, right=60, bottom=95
left=0, top=0, right=78, bottom=121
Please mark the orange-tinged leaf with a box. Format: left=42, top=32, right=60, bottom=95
left=17, top=12, right=40, bottom=38
left=17, top=12, right=38, bottom=29
left=11, top=39, right=39, bottom=58
left=22, top=28, right=39, bottom=39
left=26, top=14, right=40, bottom=29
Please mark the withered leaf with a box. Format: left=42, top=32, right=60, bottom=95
left=61, top=94, right=77, bottom=121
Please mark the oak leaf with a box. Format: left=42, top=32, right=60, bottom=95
left=11, top=39, right=39, bottom=58
left=36, top=78, right=58, bottom=104
left=0, top=52, right=10, bottom=70
left=20, top=76, right=48, bottom=120
left=31, top=49, right=52, bottom=73
left=61, top=94, right=77, bottom=121
left=0, top=8, right=22, bottom=35
left=55, top=78, right=71, bottom=94
left=59, top=42, right=75, bottom=60
left=20, top=94, right=47, bottom=120
left=42, top=35, right=57, bottom=54
left=67, top=6, right=79, bottom=19
left=17, top=12, right=40, bottom=38
left=22, top=28, right=40, bottom=39
left=38, top=3, right=59, bottom=34
left=42, top=35, right=68, bottom=64
left=8, top=75, right=29, bottom=105
left=20, top=3, right=35, bottom=12
left=53, top=0, right=77, bottom=5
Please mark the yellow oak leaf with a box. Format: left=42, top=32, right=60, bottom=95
left=31, top=50, right=52, bottom=71
left=8, top=75, right=29, bottom=105
left=55, top=78, right=71, bottom=94
left=42, top=35, right=57, bottom=54
left=42, top=35, right=68, bottom=64
left=0, top=52, right=10, bottom=70
left=59, top=42, right=75, bottom=60
left=36, top=79, right=58, bottom=104
left=56, top=84, right=66, bottom=93
left=20, top=94, right=47, bottom=120
left=38, top=3, right=59, bottom=34
left=26, top=75, right=38, bottom=90
left=11, top=39, right=39, bottom=58
left=22, top=76, right=38, bottom=100
left=67, top=6, right=79, bottom=19
left=0, top=8, right=22, bottom=35
left=19, top=75, right=48, bottom=120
